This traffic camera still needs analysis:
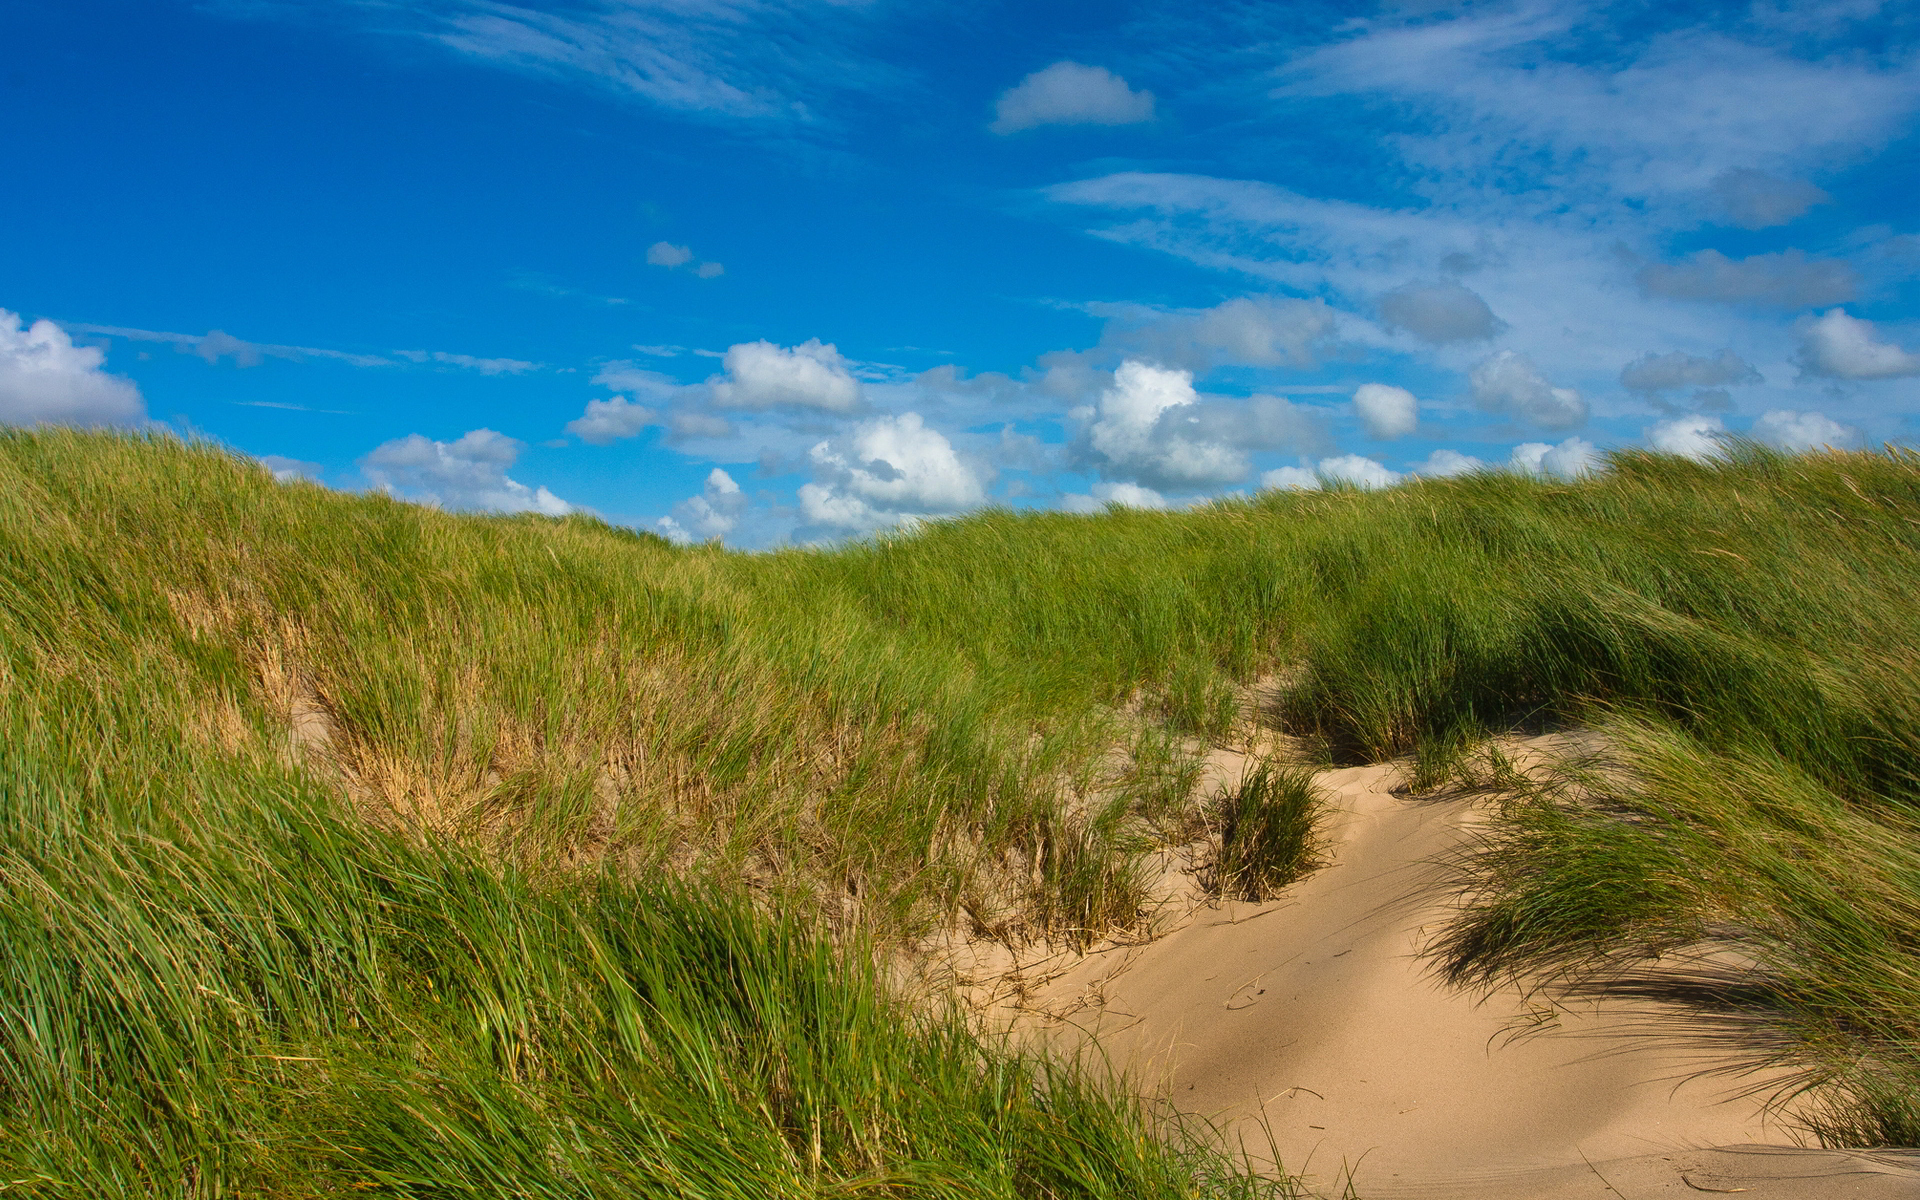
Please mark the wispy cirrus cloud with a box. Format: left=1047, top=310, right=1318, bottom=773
left=65, top=321, right=538, bottom=375
left=1271, top=3, right=1920, bottom=206
left=67, top=322, right=394, bottom=368
left=215, top=0, right=905, bottom=128
left=1042, top=0, right=1920, bottom=425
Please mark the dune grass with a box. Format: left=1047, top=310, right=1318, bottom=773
left=1207, top=760, right=1324, bottom=903
left=3, top=428, right=1920, bottom=1189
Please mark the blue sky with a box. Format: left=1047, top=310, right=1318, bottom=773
left=4, top=0, right=1918, bottom=544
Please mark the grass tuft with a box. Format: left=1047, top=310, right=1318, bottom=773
left=1210, top=760, right=1323, bottom=902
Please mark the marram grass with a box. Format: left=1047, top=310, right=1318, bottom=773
left=4, top=428, right=1920, bottom=1191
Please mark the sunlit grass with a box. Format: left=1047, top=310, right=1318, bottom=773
left=4, top=427, right=1920, bottom=1188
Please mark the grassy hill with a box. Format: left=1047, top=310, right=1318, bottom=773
left=4, top=429, right=1919, bottom=1194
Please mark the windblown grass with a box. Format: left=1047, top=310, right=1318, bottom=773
left=5, top=427, right=1920, bottom=1186
left=0, top=755, right=1290, bottom=1196
left=1208, top=760, right=1323, bottom=903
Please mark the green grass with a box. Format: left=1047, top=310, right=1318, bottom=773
left=0, top=763, right=1288, bottom=1196
left=1208, top=760, right=1323, bottom=903
left=4, top=428, right=1920, bottom=1188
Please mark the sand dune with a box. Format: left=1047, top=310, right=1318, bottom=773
left=1018, top=746, right=1920, bottom=1198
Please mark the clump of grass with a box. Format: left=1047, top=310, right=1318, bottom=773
left=1402, top=725, right=1528, bottom=794
left=1209, top=760, right=1323, bottom=902
left=1433, top=720, right=1920, bottom=1144
left=1160, top=655, right=1243, bottom=742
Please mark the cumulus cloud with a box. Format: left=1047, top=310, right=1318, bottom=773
left=1637, top=249, right=1858, bottom=307
left=567, top=396, right=659, bottom=444
left=1469, top=351, right=1589, bottom=429
left=1377, top=280, right=1501, bottom=343
left=647, top=242, right=694, bottom=268
left=361, top=429, right=571, bottom=515
left=647, top=241, right=723, bottom=278
left=1798, top=309, right=1920, bottom=379
left=658, top=467, right=747, bottom=542
left=1074, top=360, right=1248, bottom=490
left=1711, top=168, right=1829, bottom=229
left=259, top=454, right=323, bottom=483
left=1318, top=454, right=1401, bottom=489
left=1353, top=382, right=1418, bottom=439
left=1510, top=437, right=1601, bottom=479
left=0, top=310, right=146, bottom=427
left=1104, top=296, right=1335, bottom=373
left=1750, top=408, right=1860, bottom=451
left=1259, top=465, right=1321, bottom=491
left=1647, top=414, right=1727, bottom=461
left=1619, top=348, right=1762, bottom=394
left=799, top=412, right=986, bottom=531
left=991, top=62, right=1154, bottom=134
left=1061, top=481, right=1168, bottom=512
left=709, top=339, right=861, bottom=412
left=1414, top=449, right=1486, bottom=477
left=1259, top=455, right=1400, bottom=491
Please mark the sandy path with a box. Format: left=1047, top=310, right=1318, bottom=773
left=1019, top=749, right=1920, bottom=1198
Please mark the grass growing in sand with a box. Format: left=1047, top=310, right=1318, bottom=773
left=4, top=427, right=1920, bottom=1191
left=1207, top=761, right=1323, bottom=903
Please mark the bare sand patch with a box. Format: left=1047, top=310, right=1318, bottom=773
left=1009, top=741, right=1920, bottom=1198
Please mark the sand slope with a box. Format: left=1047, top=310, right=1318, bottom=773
left=1019, top=750, right=1920, bottom=1198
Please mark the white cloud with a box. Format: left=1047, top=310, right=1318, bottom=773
left=0, top=310, right=145, bottom=427
left=1750, top=409, right=1860, bottom=452
left=1711, top=168, right=1830, bottom=229
left=361, top=429, right=572, bottom=515
left=1040, top=10, right=1919, bottom=426
left=1101, top=296, right=1336, bottom=373
left=646, top=241, right=723, bottom=278
left=1273, top=10, right=1920, bottom=204
left=658, top=467, right=747, bottom=542
left=69, top=320, right=538, bottom=373
left=1318, top=454, right=1400, bottom=489
left=1259, top=465, right=1322, bottom=491
left=314, top=0, right=886, bottom=125
left=666, top=410, right=735, bottom=440
left=567, top=396, right=659, bottom=444
left=1377, top=280, right=1501, bottom=343
left=1076, top=360, right=1248, bottom=490
left=1637, top=249, right=1857, bottom=308
left=1469, top=351, right=1588, bottom=429
left=799, top=412, right=986, bottom=530
left=709, top=339, right=861, bottom=412
left=592, top=361, right=681, bottom=394
left=1061, top=481, right=1168, bottom=512
left=1510, top=437, right=1601, bottom=479
left=1647, top=414, right=1727, bottom=461
left=258, top=454, right=322, bottom=483
left=1413, top=448, right=1485, bottom=477
left=991, top=62, right=1154, bottom=134
left=73, top=321, right=395, bottom=368
left=395, top=349, right=539, bottom=375
left=1353, top=382, right=1418, bottom=439
left=1798, top=309, right=1920, bottom=380
left=1259, top=455, right=1400, bottom=491
left=1619, top=348, right=1761, bottom=393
